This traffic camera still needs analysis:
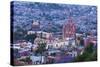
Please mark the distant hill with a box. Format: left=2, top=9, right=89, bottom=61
left=11, top=1, right=97, bottom=33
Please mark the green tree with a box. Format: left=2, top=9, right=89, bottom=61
left=36, top=43, right=46, bottom=54
left=74, top=42, right=97, bottom=62
left=12, top=27, right=27, bottom=43
left=35, top=43, right=46, bottom=63
left=25, top=34, right=37, bottom=43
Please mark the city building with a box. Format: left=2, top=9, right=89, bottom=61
left=62, top=17, right=76, bottom=41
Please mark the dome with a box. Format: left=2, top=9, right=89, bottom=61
left=32, top=20, right=40, bottom=31
left=32, top=20, right=40, bottom=26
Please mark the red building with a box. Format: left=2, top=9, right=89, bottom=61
left=62, top=17, right=76, bottom=40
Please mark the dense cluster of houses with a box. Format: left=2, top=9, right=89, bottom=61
left=12, top=18, right=97, bottom=65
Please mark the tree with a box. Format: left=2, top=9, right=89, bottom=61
left=74, top=42, right=97, bottom=62
left=36, top=43, right=46, bottom=55
left=13, top=32, right=24, bottom=41
left=35, top=43, right=46, bottom=63
left=12, top=28, right=27, bottom=43
left=25, top=34, right=37, bottom=43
